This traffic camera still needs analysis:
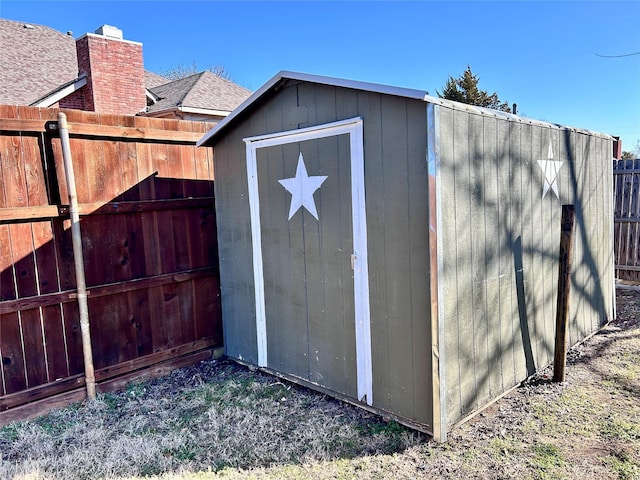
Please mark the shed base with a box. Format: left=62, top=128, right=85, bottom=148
left=230, top=357, right=435, bottom=438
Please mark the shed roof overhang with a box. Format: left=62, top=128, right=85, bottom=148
left=197, top=70, right=614, bottom=147
left=196, top=70, right=430, bottom=147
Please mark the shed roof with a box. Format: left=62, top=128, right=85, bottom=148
left=198, top=70, right=611, bottom=147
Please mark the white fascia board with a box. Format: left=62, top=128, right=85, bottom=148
left=197, top=70, right=430, bottom=147
left=180, top=106, right=232, bottom=117
left=146, top=89, right=160, bottom=104
left=197, top=72, right=286, bottom=146
left=31, top=76, right=87, bottom=107
left=147, top=106, right=231, bottom=119
left=281, top=71, right=429, bottom=101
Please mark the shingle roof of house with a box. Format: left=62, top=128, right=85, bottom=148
left=147, top=71, right=252, bottom=115
left=1, top=18, right=251, bottom=117
left=0, top=19, right=78, bottom=105
left=144, top=71, right=170, bottom=89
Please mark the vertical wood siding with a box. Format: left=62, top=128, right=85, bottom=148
left=213, top=82, right=433, bottom=427
left=0, top=106, right=222, bottom=414
left=211, top=79, right=613, bottom=433
left=361, top=93, right=431, bottom=425
left=439, top=106, right=614, bottom=425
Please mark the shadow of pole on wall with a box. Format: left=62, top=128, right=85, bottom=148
left=563, top=131, right=607, bottom=331
left=514, top=236, right=536, bottom=377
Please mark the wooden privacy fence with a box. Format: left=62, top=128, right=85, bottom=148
left=614, top=159, right=640, bottom=282
left=0, top=106, right=222, bottom=423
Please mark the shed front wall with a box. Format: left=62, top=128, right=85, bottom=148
left=212, top=80, right=434, bottom=428
left=436, top=105, right=614, bottom=426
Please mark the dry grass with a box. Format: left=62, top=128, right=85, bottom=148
left=1, top=288, right=639, bottom=479
left=0, top=361, right=422, bottom=480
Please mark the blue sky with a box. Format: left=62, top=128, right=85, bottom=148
left=2, top=0, right=639, bottom=152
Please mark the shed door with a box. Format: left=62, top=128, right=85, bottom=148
left=244, top=118, right=372, bottom=404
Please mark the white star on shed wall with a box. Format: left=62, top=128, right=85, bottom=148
left=537, top=141, right=563, bottom=199
left=278, top=153, right=328, bottom=220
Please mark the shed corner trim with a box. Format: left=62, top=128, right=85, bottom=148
left=427, top=102, right=448, bottom=442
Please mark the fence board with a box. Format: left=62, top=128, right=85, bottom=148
left=0, top=106, right=221, bottom=415
left=0, top=118, right=203, bottom=143
left=6, top=109, right=48, bottom=389
left=22, top=108, right=67, bottom=383
left=614, top=159, right=640, bottom=281
left=63, top=301, right=84, bottom=376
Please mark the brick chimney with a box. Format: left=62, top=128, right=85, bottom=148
left=613, top=136, right=622, bottom=160
left=61, top=25, right=146, bottom=115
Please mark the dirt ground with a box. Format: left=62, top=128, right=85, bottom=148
left=421, top=286, right=640, bottom=479
left=1, top=288, right=639, bottom=480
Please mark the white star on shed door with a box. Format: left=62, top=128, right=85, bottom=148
left=537, top=141, right=563, bottom=199
left=278, top=153, right=328, bottom=220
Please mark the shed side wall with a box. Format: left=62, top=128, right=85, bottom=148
left=438, top=106, right=614, bottom=426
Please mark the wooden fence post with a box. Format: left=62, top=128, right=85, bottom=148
left=553, top=204, right=575, bottom=383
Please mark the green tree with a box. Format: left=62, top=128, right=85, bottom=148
left=438, top=65, right=512, bottom=113
left=622, top=140, right=640, bottom=159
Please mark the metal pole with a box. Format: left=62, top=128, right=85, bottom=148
left=57, top=112, right=96, bottom=400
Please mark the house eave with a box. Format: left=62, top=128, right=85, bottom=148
left=30, top=75, right=87, bottom=107
left=180, top=106, right=232, bottom=117
left=144, top=105, right=232, bottom=119
left=146, top=89, right=160, bottom=104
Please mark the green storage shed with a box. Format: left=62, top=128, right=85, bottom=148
left=198, top=71, right=615, bottom=441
